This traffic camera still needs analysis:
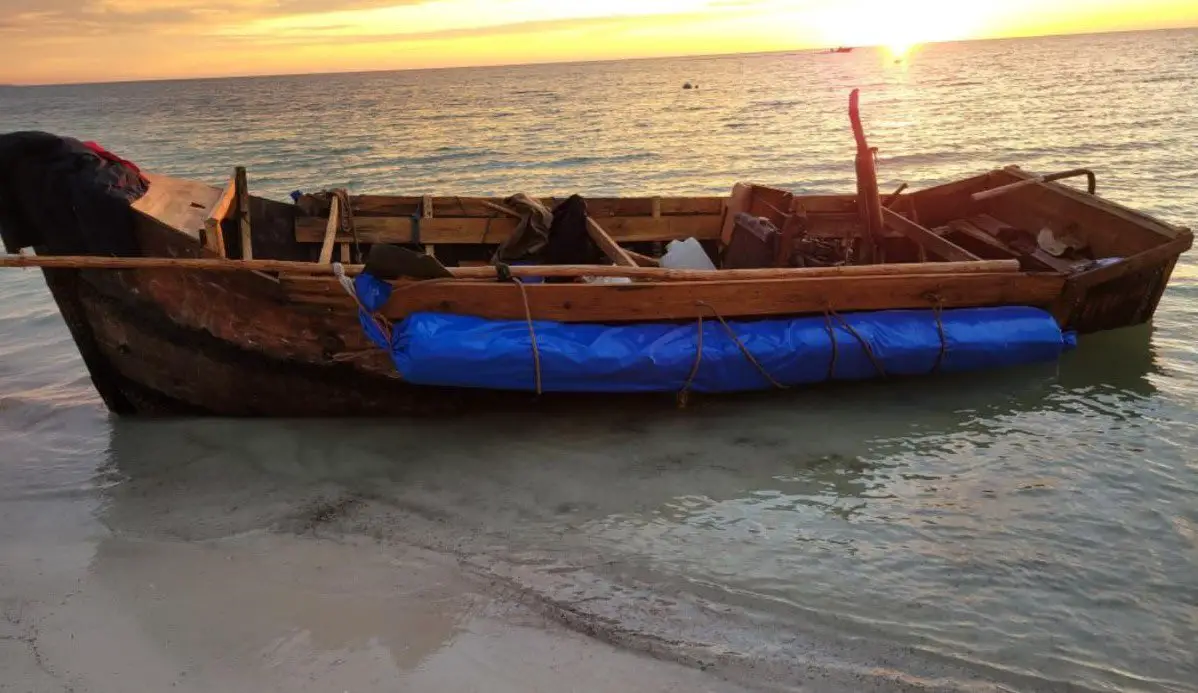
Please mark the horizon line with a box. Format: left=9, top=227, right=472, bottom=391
left=5, top=24, right=1194, bottom=89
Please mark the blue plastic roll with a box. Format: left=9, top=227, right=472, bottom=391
left=353, top=272, right=1076, bottom=393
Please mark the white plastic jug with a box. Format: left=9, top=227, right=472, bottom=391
left=660, top=238, right=716, bottom=270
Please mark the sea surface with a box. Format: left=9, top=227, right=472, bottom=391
left=2, top=30, right=1197, bottom=692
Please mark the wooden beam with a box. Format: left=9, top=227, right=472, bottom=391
left=882, top=207, right=979, bottom=262
left=318, top=196, right=340, bottom=264
left=587, top=218, right=638, bottom=267
left=234, top=166, right=252, bottom=260
left=294, top=214, right=723, bottom=245
left=201, top=173, right=237, bottom=258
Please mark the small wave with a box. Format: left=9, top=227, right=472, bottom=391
left=751, top=98, right=804, bottom=109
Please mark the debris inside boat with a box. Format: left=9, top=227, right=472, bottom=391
left=0, top=90, right=1190, bottom=416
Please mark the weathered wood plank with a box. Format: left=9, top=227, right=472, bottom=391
left=882, top=208, right=979, bottom=262
left=373, top=273, right=1064, bottom=323
left=132, top=173, right=220, bottom=240
left=295, top=214, right=724, bottom=244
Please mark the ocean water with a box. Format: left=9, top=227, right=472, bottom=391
left=1, top=29, right=1197, bottom=692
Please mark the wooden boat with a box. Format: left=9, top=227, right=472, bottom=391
left=0, top=93, right=1190, bottom=416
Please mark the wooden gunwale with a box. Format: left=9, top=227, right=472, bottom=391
left=362, top=272, right=1066, bottom=323
left=0, top=254, right=1020, bottom=280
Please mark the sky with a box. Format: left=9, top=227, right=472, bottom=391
left=2, top=0, right=1196, bottom=84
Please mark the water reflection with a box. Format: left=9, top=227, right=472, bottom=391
left=94, top=323, right=1160, bottom=544
left=82, top=320, right=1195, bottom=691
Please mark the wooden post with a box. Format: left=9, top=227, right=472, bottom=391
left=202, top=174, right=237, bottom=258
left=235, top=166, right=252, bottom=260
left=849, top=89, right=882, bottom=264
left=318, top=196, right=341, bottom=264
left=422, top=194, right=435, bottom=258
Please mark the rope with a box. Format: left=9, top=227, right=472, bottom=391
left=929, top=296, right=948, bottom=374
left=333, top=262, right=394, bottom=351
left=696, top=301, right=789, bottom=390
left=331, top=189, right=362, bottom=263
left=512, top=279, right=543, bottom=395
left=825, top=306, right=887, bottom=378
left=677, top=313, right=705, bottom=407
left=824, top=311, right=839, bottom=380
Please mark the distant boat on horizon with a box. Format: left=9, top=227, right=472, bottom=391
left=820, top=46, right=854, bottom=54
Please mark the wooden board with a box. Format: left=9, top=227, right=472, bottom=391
left=346, top=272, right=1066, bottom=323
left=720, top=183, right=753, bottom=247
left=980, top=167, right=1183, bottom=257
left=295, top=214, right=723, bottom=245
left=131, top=174, right=221, bottom=240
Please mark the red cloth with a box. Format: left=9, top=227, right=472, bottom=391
left=82, top=141, right=147, bottom=185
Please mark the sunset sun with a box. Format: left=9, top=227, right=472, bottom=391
left=812, top=0, right=992, bottom=53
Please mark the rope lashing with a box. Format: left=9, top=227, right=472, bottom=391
left=928, top=294, right=949, bottom=374
left=678, top=302, right=788, bottom=406
left=513, top=279, right=543, bottom=395
left=333, top=261, right=394, bottom=350
left=823, top=311, right=839, bottom=380
left=677, top=313, right=706, bottom=408
left=331, top=189, right=362, bottom=263
left=824, top=305, right=887, bottom=378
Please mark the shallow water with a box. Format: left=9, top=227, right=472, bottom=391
left=2, top=30, right=1197, bottom=692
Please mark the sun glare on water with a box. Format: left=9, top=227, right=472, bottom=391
left=811, top=0, right=991, bottom=57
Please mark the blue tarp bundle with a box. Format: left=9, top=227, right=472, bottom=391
left=354, top=273, right=1076, bottom=394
